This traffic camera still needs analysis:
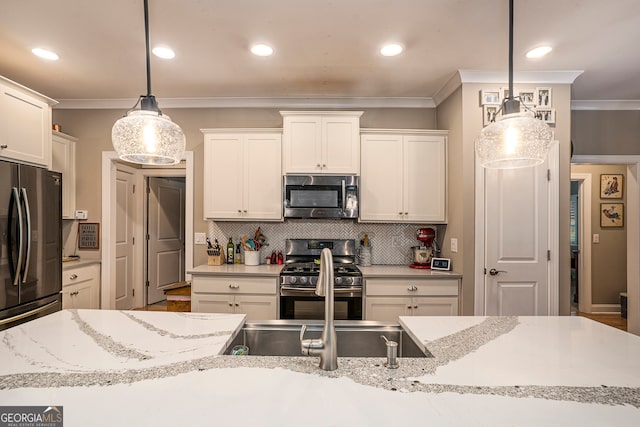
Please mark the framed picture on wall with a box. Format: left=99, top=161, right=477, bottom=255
left=78, top=222, right=100, bottom=249
left=535, top=87, right=552, bottom=107
left=483, top=105, right=498, bottom=126
left=600, top=174, right=623, bottom=199
left=480, top=90, right=500, bottom=105
left=600, top=203, right=624, bottom=228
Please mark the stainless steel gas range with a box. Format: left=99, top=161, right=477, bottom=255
left=279, top=239, right=363, bottom=320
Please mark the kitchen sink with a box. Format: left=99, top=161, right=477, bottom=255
left=222, top=320, right=432, bottom=358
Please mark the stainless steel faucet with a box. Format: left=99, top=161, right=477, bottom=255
left=300, top=248, right=338, bottom=371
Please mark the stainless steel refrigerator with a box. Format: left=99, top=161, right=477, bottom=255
left=1, top=159, right=62, bottom=331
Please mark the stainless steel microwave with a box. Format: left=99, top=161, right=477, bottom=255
left=283, top=175, right=359, bottom=219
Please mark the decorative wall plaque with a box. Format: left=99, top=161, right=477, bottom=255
left=78, top=223, right=100, bottom=249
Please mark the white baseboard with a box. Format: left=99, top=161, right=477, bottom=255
left=591, top=304, right=621, bottom=313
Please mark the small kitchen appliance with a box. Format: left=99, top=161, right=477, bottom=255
left=410, top=227, right=437, bottom=269
left=279, top=239, right=363, bottom=320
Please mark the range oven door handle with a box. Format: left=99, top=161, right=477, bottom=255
left=341, top=179, right=346, bottom=212
left=280, top=286, right=362, bottom=296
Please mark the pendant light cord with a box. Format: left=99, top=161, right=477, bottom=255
left=508, top=0, right=513, bottom=100
left=144, top=0, right=152, bottom=97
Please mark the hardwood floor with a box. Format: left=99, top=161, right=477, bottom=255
left=134, top=301, right=168, bottom=312
left=577, top=312, right=627, bottom=332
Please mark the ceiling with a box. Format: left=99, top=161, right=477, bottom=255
left=1, top=0, right=639, bottom=108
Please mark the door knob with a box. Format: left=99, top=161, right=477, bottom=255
left=489, top=268, right=507, bottom=276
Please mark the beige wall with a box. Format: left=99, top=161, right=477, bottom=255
left=572, top=111, right=640, bottom=155
left=52, top=107, right=436, bottom=263
left=571, top=164, right=627, bottom=305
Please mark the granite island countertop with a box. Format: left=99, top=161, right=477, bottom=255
left=1, top=311, right=639, bottom=426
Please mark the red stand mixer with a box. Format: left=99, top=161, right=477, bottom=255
left=410, top=227, right=438, bottom=269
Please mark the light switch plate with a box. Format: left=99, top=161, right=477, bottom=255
left=75, top=210, right=88, bottom=220
left=593, top=234, right=600, bottom=243
left=195, top=232, right=207, bottom=245
left=450, top=238, right=458, bottom=253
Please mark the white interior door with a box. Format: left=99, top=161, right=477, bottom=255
left=146, top=177, right=185, bottom=304
left=484, top=160, right=550, bottom=316
left=115, top=167, right=135, bottom=309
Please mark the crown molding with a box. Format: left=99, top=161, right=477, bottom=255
left=432, top=72, right=463, bottom=106
left=54, top=96, right=435, bottom=110
left=458, top=70, right=583, bottom=84
left=571, top=100, right=640, bottom=111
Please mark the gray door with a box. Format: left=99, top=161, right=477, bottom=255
left=146, top=177, right=185, bottom=304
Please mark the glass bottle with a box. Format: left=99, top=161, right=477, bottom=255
left=235, top=243, right=242, bottom=264
left=227, top=237, right=235, bottom=264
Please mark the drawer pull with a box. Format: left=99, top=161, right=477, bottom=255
left=0, top=144, right=7, bottom=149
left=69, top=274, right=78, bottom=280
left=229, top=284, right=239, bottom=289
left=407, top=285, right=417, bottom=291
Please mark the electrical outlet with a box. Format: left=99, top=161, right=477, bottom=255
left=392, top=236, right=401, bottom=248
left=195, top=232, right=207, bottom=245
left=450, top=238, right=458, bottom=253
left=593, top=234, right=600, bottom=244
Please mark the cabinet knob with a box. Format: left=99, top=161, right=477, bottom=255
left=238, top=209, right=242, bottom=213
left=322, top=164, right=326, bottom=168
left=228, top=303, right=233, bottom=307
left=69, top=274, right=78, bottom=280
left=407, top=305, right=412, bottom=309
left=398, top=212, right=403, bottom=216
left=316, top=164, right=321, bottom=168
left=0, top=144, right=7, bottom=149
left=404, top=212, right=409, bottom=215
left=235, top=303, right=239, bottom=307
left=413, top=305, right=418, bottom=309
left=243, top=210, right=247, bottom=213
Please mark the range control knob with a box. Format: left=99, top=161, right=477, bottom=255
left=345, top=277, right=354, bottom=285
left=335, top=277, right=343, bottom=285
left=299, top=276, right=308, bottom=284
left=289, top=277, right=297, bottom=284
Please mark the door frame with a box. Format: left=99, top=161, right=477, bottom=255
left=572, top=155, right=640, bottom=336
left=570, top=173, right=593, bottom=313
left=101, top=151, right=194, bottom=309
left=474, top=141, right=560, bottom=316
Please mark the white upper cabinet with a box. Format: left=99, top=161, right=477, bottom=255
left=281, top=111, right=362, bottom=174
left=203, top=130, right=282, bottom=221
left=0, top=76, right=56, bottom=167
left=51, top=131, right=77, bottom=219
left=360, top=130, right=447, bottom=223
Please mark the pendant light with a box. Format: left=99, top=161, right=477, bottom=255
left=475, top=0, right=552, bottom=169
left=112, top=0, right=185, bottom=165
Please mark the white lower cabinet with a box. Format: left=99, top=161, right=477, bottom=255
left=191, top=275, right=278, bottom=320
left=364, top=277, right=459, bottom=321
left=62, top=263, right=100, bottom=309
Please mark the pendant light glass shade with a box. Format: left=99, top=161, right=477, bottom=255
left=475, top=111, right=552, bottom=169
left=112, top=110, right=185, bottom=165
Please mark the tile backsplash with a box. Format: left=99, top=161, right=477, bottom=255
left=208, top=220, right=445, bottom=265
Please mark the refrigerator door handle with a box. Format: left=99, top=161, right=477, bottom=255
left=0, top=300, right=60, bottom=328
left=20, top=187, right=32, bottom=282
left=11, top=187, right=24, bottom=286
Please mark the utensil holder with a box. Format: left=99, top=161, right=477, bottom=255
left=357, top=245, right=371, bottom=266
left=244, top=250, right=260, bottom=266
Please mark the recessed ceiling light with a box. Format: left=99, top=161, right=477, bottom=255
left=526, top=46, right=552, bottom=59
left=251, top=44, right=273, bottom=57
left=380, top=43, right=403, bottom=57
left=152, top=46, right=175, bottom=59
left=32, top=47, right=59, bottom=61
